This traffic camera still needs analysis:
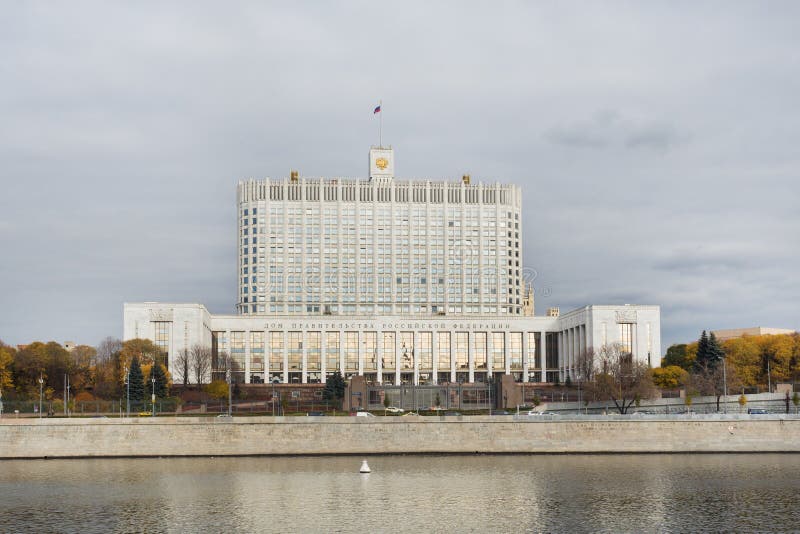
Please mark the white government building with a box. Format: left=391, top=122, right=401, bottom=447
left=123, top=146, right=660, bottom=385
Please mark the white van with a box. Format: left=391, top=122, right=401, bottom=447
left=355, top=411, right=375, bottom=417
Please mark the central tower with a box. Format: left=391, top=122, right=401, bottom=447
left=369, top=145, right=394, bottom=182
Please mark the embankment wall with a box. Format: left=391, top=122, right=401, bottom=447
left=2, top=416, right=799, bottom=459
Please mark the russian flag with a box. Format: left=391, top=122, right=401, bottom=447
left=373, top=105, right=381, bottom=114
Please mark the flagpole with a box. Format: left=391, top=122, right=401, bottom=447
left=379, top=100, right=382, bottom=148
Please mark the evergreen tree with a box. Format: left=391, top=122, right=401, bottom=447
left=708, top=333, right=725, bottom=367
left=128, top=356, right=145, bottom=403
left=695, top=330, right=725, bottom=372
left=694, top=330, right=710, bottom=372
left=322, top=370, right=346, bottom=408
left=147, top=363, right=168, bottom=399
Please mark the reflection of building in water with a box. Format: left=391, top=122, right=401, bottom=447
left=123, top=145, right=660, bottom=385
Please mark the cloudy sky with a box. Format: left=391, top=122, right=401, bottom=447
left=1, top=2, right=798, bottom=351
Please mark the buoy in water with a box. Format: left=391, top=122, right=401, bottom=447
left=359, top=459, right=371, bottom=473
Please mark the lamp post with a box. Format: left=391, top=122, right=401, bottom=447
left=226, top=356, right=232, bottom=417
left=38, top=376, right=44, bottom=419
left=64, top=374, right=70, bottom=417
left=151, top=377, right=156, bottom=417
left=124, top=366, right=130, bottom=418
left=722, top=357, right=728, bottom=414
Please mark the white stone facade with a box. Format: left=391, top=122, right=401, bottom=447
left=123, top=303, right=660, bottom=385
left=236, top=147, right=525, bottom=317
left=123, top=145, right=661, bottom=385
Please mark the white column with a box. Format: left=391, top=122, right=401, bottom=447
left=394, top=331, right=401, bottom=386
left=468, top=331, right=475, bottom=383
left=450, top=333, right=456, bottom=383
left=244, top=331, right=252, bottom=384
left=301, top=330, right=308, bottom=384
left=539, top=332, right=546, bottom=382
left=413, top=331, right=419, bottom=385
left=504, top=331, right=511, bottom=376
left=320, top=331, right=327, bottom=384
left=431, top=331, right=439, bottom=385
left=339, top=329, right=345, bottom=375
left=522, top=332, right=529, bottom=383
left=282, top=331, right=288, bottom=384
left=358, top=331, right=364, bottom=376
left=486, top=331, right=493, bottom=380
left=376, top=330, right=383, bottom=384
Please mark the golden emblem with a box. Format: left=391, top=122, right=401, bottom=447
left=375, top=157, right=388, bottom=170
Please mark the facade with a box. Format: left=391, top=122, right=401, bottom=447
left=712, top=327, right=796, bottom=341
left=123, top=146, right=661, bottom=385
left=236, top=147, right=525, bottom=317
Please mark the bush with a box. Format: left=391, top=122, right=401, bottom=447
left=74, top=391, right=95, bottom=402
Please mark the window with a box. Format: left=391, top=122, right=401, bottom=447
left=153, top=322, right=169, bottom=365
left=382, top=332, right=396, bottom=370
left=619, top=323, right=633, bottom=355
left=251, top=331, right=264, bottom=371
left=345, top=332, right=358, bottom=372
left=491, top=332, right=504, bottom=371
left=437, top=332, right=450, bottom=372
left=326, top=332, right=340, bottom=374
left=455, top=332, right=468, bottom=370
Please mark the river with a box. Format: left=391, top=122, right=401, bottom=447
left=1, top=454, right=798, bottom=533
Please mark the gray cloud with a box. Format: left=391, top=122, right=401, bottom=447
left=545, top=110, right=685, bottom=151
left=1, top=2, right=799, bottom=351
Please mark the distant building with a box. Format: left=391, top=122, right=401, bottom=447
left=124, top=145, right=661, bottom=385
left=712, top=327, right=796, bottom=342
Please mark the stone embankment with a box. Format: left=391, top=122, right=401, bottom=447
left=1, top=415, right=799, bottom=459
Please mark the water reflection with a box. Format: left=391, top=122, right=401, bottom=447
left=1, top=455, right=799, bottom=533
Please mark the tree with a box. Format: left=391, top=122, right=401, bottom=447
left=738, top=394, right=747, bottom=413
left=147, top=362, right=168, bottom=399
left=383, top=394, right=391, bottom=415
left=120, top=339, right=164, bottom=371
left=70, top=345, right=95, bottom=394
left=663, top=344, right=691, bottom=370
left=173, top=348, right=191, bottom=387
left=693, top=331, right=718, bottom=372
left=793, top=392, right=799, bottom=414
left=204, top=380, right=228, bottom=400
left=651, top=365, right=688, bottom=389
left=190, top=345, right=212, bottom=386
left=93, top=349, right=122, bottom=400
left=128, top=356, right=145, bottom=403
left=322, top=370, right=346, bottom=409
left=0, top=341, right=15, bottom=392
left=587, top=343, right=657, bottom=414
left=689, top=331, right=734, bottom=411
left=575, top=348, right=597, bottom=383
left=687, top=362, right=741, bottom=412
left=96, top=337, right=122, bottom=364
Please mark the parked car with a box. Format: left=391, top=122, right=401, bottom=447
left=306, top=411, right=325, bottom=416
left=527, top=410, right=558, bottom=416
left=402, top=411, right=419, bottom=417
left=444, top=411, right=461, bottom=416
left=490, top=410, right=510, bottom=415
left=385, top=406, right=404, bottom=413
left=355, top=411, right=375, bottom=417
left=748, top=408, right=769, bottom=414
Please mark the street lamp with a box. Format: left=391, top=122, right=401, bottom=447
left=226, top=356, right=232, bottom=417
left=124, top=366, right=130, bottom=418
left=38, top=376, right=44, bottom=419
left=151, top=377, right=156, bottom=417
